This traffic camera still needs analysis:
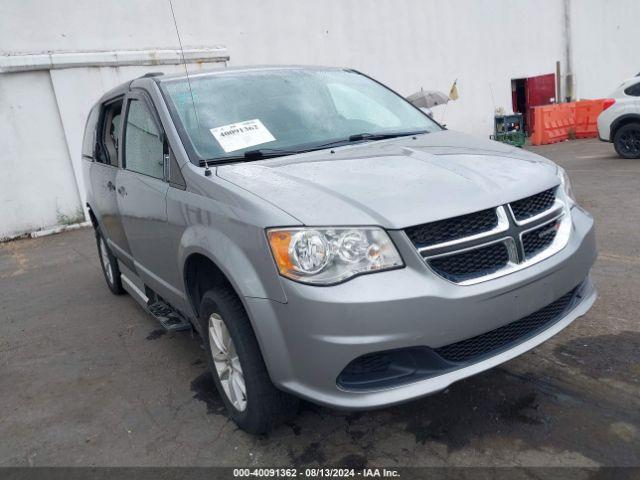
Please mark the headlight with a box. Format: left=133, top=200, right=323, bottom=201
left=557, top=166, right=576, bottom=207
left=267, top=227, right=404, bottom=285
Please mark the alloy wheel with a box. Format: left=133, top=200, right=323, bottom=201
left=619, top=128, right=640, bottom=156
left=208, top=312, right=247, bottom=412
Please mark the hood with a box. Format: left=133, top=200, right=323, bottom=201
left=216, top=130, right=559, bottom=229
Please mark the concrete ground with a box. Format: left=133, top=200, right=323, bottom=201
left=1, top=138, right=638, bottom=467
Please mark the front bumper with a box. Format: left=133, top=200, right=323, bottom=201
left=245, top=206, right=597, bottom=409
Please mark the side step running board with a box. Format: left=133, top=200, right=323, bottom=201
left=121, top=273, right=192, bottom=332
left=147, top=301, right=192, bottom=332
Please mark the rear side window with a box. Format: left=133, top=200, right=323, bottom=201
left=123, top=99, right=164, bottom=179
left=82, top=105, right=100, bottom=159
left=624, top=82, right=640, bottom=96
left=96, top=100, right=123, bottom=165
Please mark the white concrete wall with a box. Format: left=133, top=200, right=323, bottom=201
left=0, top=62, right=223, bottom=240
left=1, top=0, right=571, bottom=135
left=0, top=70, right=82, bottom=238
left=1, top=0, right=638, bottom=238
left=570, top=0, right=640, bottom=98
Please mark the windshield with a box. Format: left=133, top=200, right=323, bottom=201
left=160, top=68, right=441, bottom=163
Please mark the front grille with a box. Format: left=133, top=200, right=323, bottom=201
left=406, top=186, right=567, bottom=284
left=428, top=242, right=510, bottom=283
left=405, top=208, right=498, bottom=249
left=435, top=287, right=577, bottom=363
left=510, top=188, right=557, bottom=221
left=522, top=218, right=561, bottom=258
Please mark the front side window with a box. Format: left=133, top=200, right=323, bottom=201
left=97, top=100, right=122, bottom=165
left=161, top=68, right=441, bottom=164
left=124, top=99, right=164, bottom=179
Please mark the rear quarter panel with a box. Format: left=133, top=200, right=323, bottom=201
left=598, top=103, right=628, bottom=141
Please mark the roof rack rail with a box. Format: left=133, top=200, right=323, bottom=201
left=128, top=71, right=165, bottom=89
left=139, top=72, right=164, bottom=78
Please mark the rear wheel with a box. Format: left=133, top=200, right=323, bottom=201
left=199, top=287, right=299, bottom=434
left=613, top=123, right=640, bottom=159
left=96, top=230, right=124, bottom=295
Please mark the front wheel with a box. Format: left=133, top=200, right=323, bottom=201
left=199, top=287, right=299, bottom=434
left=613, top=123, right=640, bottom=159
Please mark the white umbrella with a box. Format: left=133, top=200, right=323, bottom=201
left=406, top=89, right=450, bottom=109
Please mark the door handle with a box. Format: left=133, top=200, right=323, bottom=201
left=106, top=181, right=115, bottom=191
left=117, top=186, right=127, bottom=196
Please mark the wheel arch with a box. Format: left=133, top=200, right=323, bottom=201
left=183, top=252, right=237, bottom=331
left=611, top=113, right=640, bottom=140
left=86, top=203, right=98, bottom=229
left=179, top=225, right=287, bottom=331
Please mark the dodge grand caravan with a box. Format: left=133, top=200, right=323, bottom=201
left=82, top=66, right=597, bottom=433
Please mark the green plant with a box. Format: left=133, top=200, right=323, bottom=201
left=56, top=207, right=86, bottom=226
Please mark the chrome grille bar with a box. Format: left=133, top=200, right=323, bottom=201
left=405, top=186, right=571, bottom=285
left=417, top=206, right=510, bottom=254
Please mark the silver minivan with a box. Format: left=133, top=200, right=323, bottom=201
left=82, top=66, right=597, bottom=433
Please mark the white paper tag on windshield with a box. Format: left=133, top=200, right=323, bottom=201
left=210, top=119, right=276, bottom=153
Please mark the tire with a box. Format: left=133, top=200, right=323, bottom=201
left=613, top=122, right=640, bottom=159
left=95, top=229, right=125, bottom=295
left=199, top=286, right=299, bottom=434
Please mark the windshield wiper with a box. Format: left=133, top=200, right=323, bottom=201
left=243, top=148, right=302, bottom=160
left=200, top=148, right=301, bottom=167
left=314, top=130, right=429, bottom=149
left=349, top=132, right=418, bottom=141
left=199, top=130, right=430, bottom=167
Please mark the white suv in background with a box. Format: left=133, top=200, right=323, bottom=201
left=597, top=76, right=640, bottom=159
